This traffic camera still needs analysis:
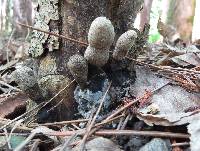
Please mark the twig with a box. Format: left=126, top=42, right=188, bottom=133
left=0, top=80, right=21, bottom=92
left=46, top=129, right=190, bottom=139
left=95, top=130, right=190, bottom=139
left=29, top=119, right=89, bottom=127
left=14, top=132, right=37, bottom=151
left=171, top=142, right=190, bottom=147
left=0, top=59, right=19, bottom=72
left=126, top=56, right=200, bottom=76
left=94, top=114, right=125, bottom=128
left=6, top=28, right=15, bottom=62
left=71, top=123, right=81, bottom=130
left=116, top=111, right=125, bottom=130
left=60, top=133, right=79, bottom=151
left=0, top=118, right=32, bottom=132
left=121, top=113, right=132, bottom=130
left=162, top=66, right=200, bottom=75
left=3, top=128, right=11, bottom=149
left=79, top=82, right=112, bottom=151
left=17, top=22, right=88, bottom=46
left=47, top=99, right=64, bottom=113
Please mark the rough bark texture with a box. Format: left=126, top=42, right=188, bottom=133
left=14, top=0, right=144, bottom=122
left=166, top=0, right=195, bottom=41
left=140, top=0, right=153, bottom=30
left=13, top=0, right=32, bottom=38
left=192, top=0, right=200, bottom=42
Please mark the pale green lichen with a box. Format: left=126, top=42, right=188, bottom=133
left=28, top=0, right=59, bottom=57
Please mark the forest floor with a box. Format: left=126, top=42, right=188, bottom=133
left=0, top=28, right=200, bottom=151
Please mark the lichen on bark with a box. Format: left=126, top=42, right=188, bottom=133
left=28, top=0, right=59, bottom=57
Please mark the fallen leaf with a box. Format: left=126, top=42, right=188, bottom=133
left=171, top=53, right=200, bottom=66
left=0, top=93, right=28, bottom=118
left=131, top=66, right=200, bottom=126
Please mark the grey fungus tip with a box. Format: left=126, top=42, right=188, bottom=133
left=11, top=66, right=44, bottom=102
left=88, top=17, right=115, bottom=49
left=85, top=17, right=114, bottom=67
left=113, top=30, right=137, bottom=60
left=84, top=45, right=109, bottom=67
left=67, top=54, right=88, bottom=88
left=11, top=66, right=37, bottom=91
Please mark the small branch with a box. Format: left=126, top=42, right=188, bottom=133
left=15, top=132, right=37, bottom=151
left=0, top=80, right=21, bottom=92
left=95, top=130, right=190, bottom=139
left=30, top=119, right=89, bottom=127
left=17, top=22, right=88, bottom=46
left=6, top=28, right=15, bottom=62
left=30, top=139, right=40, bottom=151
left=105, top=83, right=168, bottom=121
left=46, top=129, right=190, bottom=139
left=171, top=142, right=190, bottom=147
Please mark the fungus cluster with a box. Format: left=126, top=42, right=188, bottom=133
left=12, top=16, right=148, bottom=121
left=68, top=17, right=139, bottom=88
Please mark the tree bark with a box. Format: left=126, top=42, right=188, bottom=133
left=140, top=0, right=153, bottom=30
left=192, top=0, right=200, bottom=42
left=16, top=0, right=144, bottom=122
left=165, top=0, right=195, bottom=41
left=13, top=0, right=32, bottom=38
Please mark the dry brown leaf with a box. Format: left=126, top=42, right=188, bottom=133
left=131, top=66, right=200, bottom=126
left=171, top=53, right=200, bottom=67
left=0, top=92, right=28, bottom=118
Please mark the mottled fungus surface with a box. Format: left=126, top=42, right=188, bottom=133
left=67, top=54, right=88, bottom=89
left=113, top=30, right=137, bottom=60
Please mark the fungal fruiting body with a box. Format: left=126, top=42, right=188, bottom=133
left=88, top=17, right=115, bottom=49
left=84, top=46, right=109, bottom=67
left=113, top=30, right=137, bottom=60
left=12, top=66, right=37, bottom=91
left=11, top=66, right=43, bottom=102
left=67, top=54, right=88, bottom=88
left=85, top=17, right=115, bottom=67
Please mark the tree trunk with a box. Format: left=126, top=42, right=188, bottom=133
left=15, top=0, right=144, bottom=122
left=192, top=0, right=200, bottom=42
left=13, top=0, right=32, bottom=38
left=166, top=0, right=195, bottom=41
left=140, top=0, right=153, bottom=30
